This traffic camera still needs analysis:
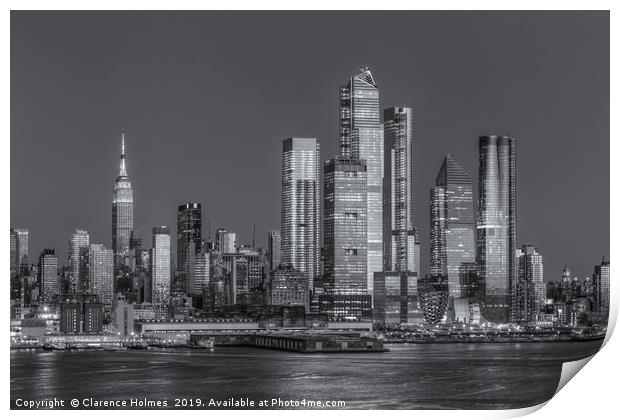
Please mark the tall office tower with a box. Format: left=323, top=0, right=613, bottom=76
left=477, top=135, right=517, bottom=323
left=177, top=202, right=202, bottom=293
left=340, top=68, right=382, bottom=293
left=280, top=137, right=320, bottom=288
left=323, top=157, right=368, bottom=295
left=112, top=130, right=134, bottom=281
left=88, top=244, right=114, bottom=312
left=10, top=228, right=29, bottom=275
left=38, top=249, right=58, bottom=302
left=267, top=229, right=282, bottom=272
left=150, top=226, right=171, bottom=305
left=383, top=107, right=420, bottom=274
left=430, top=154, right=476, bottom=313
left=593, top=256, right=610, bottom=315
left=215, top=228, right=237, bottom=254
left=514, top=245, right=545, bottom=323
left=221, top=251, right=265, bottom=304
left=68, top=229, right=90, bottom=294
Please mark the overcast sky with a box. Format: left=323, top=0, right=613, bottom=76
left=11, top=11, right=609, bottom=280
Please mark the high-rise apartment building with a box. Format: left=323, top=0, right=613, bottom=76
left=383, top=107, right=419, bottom=274
left=514, top=245, right=545, bottom=323
left=280, top=137, right=320, bottom=288
left=477, top=135, right=517, bottom=323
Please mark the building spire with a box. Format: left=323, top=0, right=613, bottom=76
left=119, top=130, right=127, bottom=177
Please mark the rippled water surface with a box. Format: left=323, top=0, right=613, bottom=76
left=11, top=340, right=603, bottom=409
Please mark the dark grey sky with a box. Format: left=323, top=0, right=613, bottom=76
left=11, top=11, right=609, bottom=280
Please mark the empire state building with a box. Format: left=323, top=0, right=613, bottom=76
left=112, top=130, right=134, bottom=280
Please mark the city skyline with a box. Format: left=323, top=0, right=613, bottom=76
left=11, top=11, right=609, bottom=280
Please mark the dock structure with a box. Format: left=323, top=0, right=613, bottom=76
left=189, top=332, right=386, bottom=353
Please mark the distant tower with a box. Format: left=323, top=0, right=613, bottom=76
left=267, top=229, right=282, bottom=272
left=112, top=131, right=134, bottom=282
left=430, top=154, right=476, bottom=312
left=280, top=137, right=320, bottom=288
left=150, top=226, right=171, bottom=305
left=68, top=229, right=90, bottom=294
left=514, top=245, right=545, bottom=323
left=477, top=135, right=517, bottom=323
left=88, top=244, right=114, bottom=312
left=340, top=68, right=382, bottom=294
left=593, top=256, right=610, bottom=315
left=176, top=202, right=202, bottom=294
left=10, top=228, right=29, bottom=276
left=38, top=249, right=58, bottom=302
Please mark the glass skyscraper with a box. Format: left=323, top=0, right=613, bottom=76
left=430, top=154, right=476, bottom=315
left=150, top=226, right=171, bottom=305
left=383, top=107, right=419, bottom=274
left=323, top=157, right=368, bottom=295
left=280, top=137, right=320, bottom=289
left=68, top=229, right=90, bottom=294
left=340, top=68, right=382, bottom=295
left=176, top=202, right=202, bottom=294
left=112, top=131, right=134, bottom=281
left=477, top=135, right=517, bottom=323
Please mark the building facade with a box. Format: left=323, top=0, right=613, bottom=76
left=267, top=229, right=282, bottom=272
left=593, top=256, right=610, bottom=316
left=177, top=202, right=202, bottom=294
left=477, top=135, right=517, bottom=323
left=280, top=137, right=320, bottom=288
left=88, top=243, right=114, bottom=312
left=38, top=249, right=58, bottom=302
left=150, top=226, right=171, bottom=305
left=68, top=229, right=90, bottom=294
left=270, top=266, right=309, bottom=312
left=514, top=245, right=545, bottom=323
left=340, top=68, right=382, bottom=294
left=10, top=228, right=29, bottom=276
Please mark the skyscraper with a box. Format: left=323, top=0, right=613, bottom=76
left=10, top=228, right=29, bottom=276
left=323, top=157, right=368, bottom=295
left=593, top=256, right=610, bottom=316
left=430, top=154, right=476, bottom=313
left=383, top=107, right=419, bottom=274
left=112, top=130, right=134, bottom=282
left=38, top=249, right=58, bottom=302
left=267, top=229, right=282, bottom=272
left=514, top=245, right=545, bottom=323
left=280, top=137, right=320, bottom=288
left=477, top=135, right=517, bottom=323
left=88, top=243, right=114, bottom=312
left=177, top=202, right=202, bottom=294
left=340, top=68, right=382, bottom=293
left=68, top=229, right=90, bottom=294
left=150, top=226, right=171, bottom=305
